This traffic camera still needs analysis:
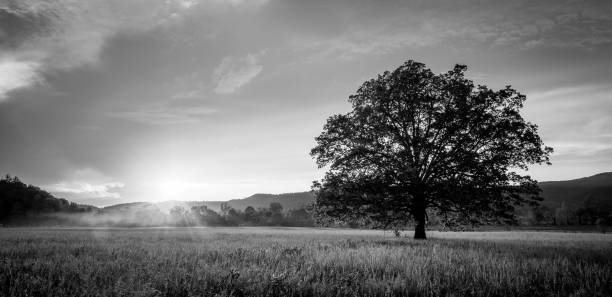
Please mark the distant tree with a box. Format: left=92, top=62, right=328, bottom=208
left=191, top=205, right=223, bottom=226
left=311, top=60, right=552, bottom=239
left=286, top=208, right=315, bottom=227
left=225, top=208, right=243, bottom=226
left=0, top=174, right=93, bottom=224
left=269, top=203, right=284, bottom=225
left=270, top=202, right=283, bottom=214
left=576, top=207, right=596, bottom=225
left=596, top=217, right=607, bottom=233
left=220, top=202, right=231, bottom=216
left=532, top=205, right=553, bottom=225
left=244, top=206, right=257, bottom=224
left=555, top=202, right=571, bottom=225
left=170, top=206, right=190, bottom=226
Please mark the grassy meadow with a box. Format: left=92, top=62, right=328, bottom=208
left=1, top=227, right=611, bottom=297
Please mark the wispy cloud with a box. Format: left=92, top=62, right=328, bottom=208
left=526, top=84, right=612, bottom=134
left=213, top=53, right=263, bottom=94
left=108, top=101, right=217, bottom=125
left=529, top=84, right=612, bottom=102
left=206, top=0, right=270, bottom=7
left=46, top=181, right=125, bottom=199
left=43, top=168, right=125, bottom=199
left=288, top=1, right=612, bottom=61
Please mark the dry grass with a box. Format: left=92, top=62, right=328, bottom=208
left=1, top=227, right=611, bottom=296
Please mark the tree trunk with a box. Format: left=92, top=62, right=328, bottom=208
left=414, top=212, right=426, bottom=239
left=413, top=199, right=427, bottom=239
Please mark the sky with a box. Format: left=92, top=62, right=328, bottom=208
left=1, top=0, right=611, bottom=206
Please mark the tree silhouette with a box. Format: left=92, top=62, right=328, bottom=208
left=269, top=202, right=284, bottom=225
left=244, top=206, right=257, bottom=224
left=311, top=60, right=552, bottom=239
left=269, top=202, right=283, bottom=214
left=0, top=174, right=91, bottom=223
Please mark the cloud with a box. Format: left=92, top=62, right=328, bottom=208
left=290, top=28, right=442, bottom=61
left=45, top=181, right=125, bottom=199
left=108, top=101, right=217, bottom=125
left=42, top=168, right=125, bottom=198
left=550, top=141, right=612, bottom=158
left=0, top=0, right=268, bottom=101
left=0, top=58, right=40, bottom=100
left=288, top=1, right=612, bottom=61
left=213, top=53, right=263, bottom=94
left=171, top=0, right=270, bottom=9
left=0, top=1, right=121, bottom=99
left=226, top=0, right=270, bottom=7
left=526, top=84, right=612, bottom=133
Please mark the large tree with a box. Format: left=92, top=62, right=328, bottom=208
left=310, top=60, right=552, bottom=239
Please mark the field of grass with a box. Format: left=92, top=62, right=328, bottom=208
left=1, top=227, right=611, bottom=297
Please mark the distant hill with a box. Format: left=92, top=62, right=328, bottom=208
left=178, top=174, right=610, bottom=216
left=121, top=174, right=612, bottom=217
left=103, top=202, right=159, bottom=212
left=539, top=172, right=612, bottom=211
left=212, top=192, right=315, bottom=212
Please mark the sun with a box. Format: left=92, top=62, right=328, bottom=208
left=148, top=176, right=210, bottom=202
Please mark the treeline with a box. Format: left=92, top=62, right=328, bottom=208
left=168, top=202, right=314, bottom=227
left=0, top=175, right=315, bottom=227
left=517, top=202, right=611, bottom=226
left=0, top=175, right=94, bottom=224
left=2, top=174, right=609, bottom=229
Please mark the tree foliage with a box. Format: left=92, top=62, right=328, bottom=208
left=0, top=175, right=93, bottom=223
left=168, top=203, right=314, bottom=227
left=311, top=60, right=553, bottom=238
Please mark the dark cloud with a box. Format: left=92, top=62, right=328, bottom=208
left=0, top=3, right=57, bottom=49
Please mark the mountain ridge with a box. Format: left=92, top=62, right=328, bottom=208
left=140, top=173, right=612, bottom=213
left=537, top=172, right=612, bottom=212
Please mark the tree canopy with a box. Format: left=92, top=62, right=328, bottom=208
left=0, top=175, right=93, bottom=223
left=310, top=60, right=553, bottom=239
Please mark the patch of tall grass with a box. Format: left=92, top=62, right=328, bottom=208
left=1, top=228, right=610, bottom=296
